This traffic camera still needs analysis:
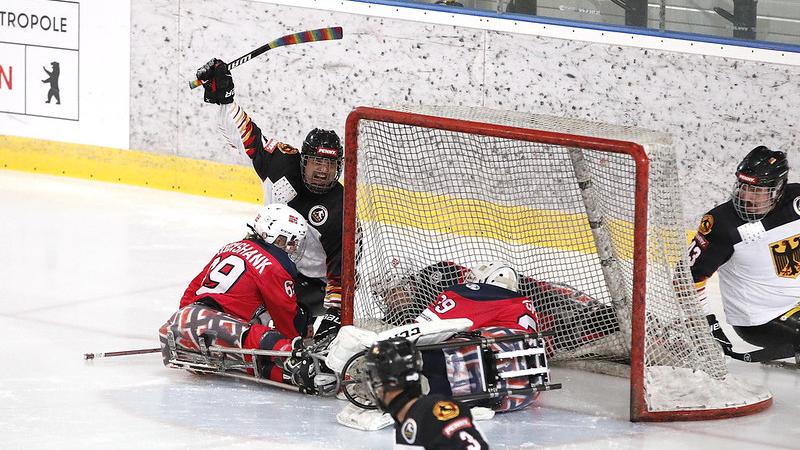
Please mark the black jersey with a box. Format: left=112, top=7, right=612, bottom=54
left=395, top=394, right=488, bottom=449
left=689, top=183, right=800, bottom=326
left=218, top=103, right=342, bottom=282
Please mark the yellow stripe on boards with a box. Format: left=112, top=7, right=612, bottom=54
left=358, top=185, right=602, bottom=255
left=0, top=135, right=262, bottom=204
left=0, top=135, right=697, bottom=259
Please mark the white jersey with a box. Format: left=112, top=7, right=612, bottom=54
left=689, top=184, right=800, bottom=326
left=719, top=220, right=800, bottom=325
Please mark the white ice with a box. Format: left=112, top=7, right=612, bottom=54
left=1, top=170, right=797, bottom=449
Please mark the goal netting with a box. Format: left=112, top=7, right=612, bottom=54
left=340, top=105, right=772, bottom=421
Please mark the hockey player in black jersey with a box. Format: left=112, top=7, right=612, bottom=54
left=363, top=337, right=489, bottom=449
left=196, top=58, right=343, bottom=344
left=689, top=146, right=800, bottom=362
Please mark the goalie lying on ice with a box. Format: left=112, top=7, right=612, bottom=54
left=374, top=260, right=620, bottom=357
left=328, top=319, right=559, bottom=431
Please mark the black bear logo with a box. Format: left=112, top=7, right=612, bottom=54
left=42, top=61, right=60, bottom=104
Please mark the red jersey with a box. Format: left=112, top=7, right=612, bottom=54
left=180, top=238, right=301, bottom=339
left=417, top=283, right=538, bottom=332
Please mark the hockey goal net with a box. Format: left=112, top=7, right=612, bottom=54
left=340, top=106, right=772, bottom=421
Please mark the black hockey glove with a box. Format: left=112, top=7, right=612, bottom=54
left=313, top=307, right=342, bottom=349
left=196, top=58, right=234, bottom=104
left=284, top=347, right=337, bottom=396
left=706, top=314, right=733, bottom=355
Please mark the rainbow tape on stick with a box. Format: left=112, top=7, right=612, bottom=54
left=189, top=26, right=343, bottom=89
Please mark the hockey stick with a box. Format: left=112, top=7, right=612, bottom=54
left=188, top=26, right=344, bottom=89
left=83, top=347, right=161, bottom=360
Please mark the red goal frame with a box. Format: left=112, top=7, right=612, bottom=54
left=340, top=106, right=772, bottom=422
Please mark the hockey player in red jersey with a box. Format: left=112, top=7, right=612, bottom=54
left=413, top=261, right=543, bottom=412
left=160, top=204, right=332, bottom=393
left=328, top=263, right=557, bottom=427
left=689, top=146, right=800, bottom=363
left=378, top=260, right=617, bottom=357
left=196, top=58, right=344, bottom=347
left=417, top=262, right=538, bottom=333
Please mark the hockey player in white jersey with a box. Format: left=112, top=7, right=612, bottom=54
left=689, top=146, right=800, bottom=362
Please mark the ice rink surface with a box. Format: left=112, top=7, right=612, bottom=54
left=1, top=170, right=797, bottom=450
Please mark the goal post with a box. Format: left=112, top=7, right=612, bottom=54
left=341, top=105, right=772, bottom=422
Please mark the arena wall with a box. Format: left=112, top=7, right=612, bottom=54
left=1, top=0, right=798, bottom=226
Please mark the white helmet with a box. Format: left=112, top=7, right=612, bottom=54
left=471, top=261, right=519, bottom=292
left=251, top=204, right=308, bottom=261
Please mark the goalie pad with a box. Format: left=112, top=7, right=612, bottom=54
left=470, top=406, right=495, bottom=421
left=327, top=319, right=473, bottom=374
left=326, top=326, right=378, bottom=374
left=376, top=318, right=474, bottom=346
left=336, top=403, right=394, bottom=431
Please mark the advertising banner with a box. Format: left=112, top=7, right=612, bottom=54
left=0, top=0, right=129, bottom=148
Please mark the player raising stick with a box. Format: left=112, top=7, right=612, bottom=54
left=196, top=58, right=345, bottom=347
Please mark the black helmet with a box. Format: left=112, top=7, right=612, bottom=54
left=300, top=128, right=343, bottom=193
left=363, top=337, right=422, bottom=410
left=732, top=146, right=789, bottom=222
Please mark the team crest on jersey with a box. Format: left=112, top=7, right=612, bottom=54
left=698, top=214, right=714, bottom=235
left=770, top=234, right=800, bottom=279
left=277, top=142, right=298, bottom=154
left=308, top=205, right=328, bottom=226
left=401, top=418, right=417, bottom=443
left=433, top=400, right=460, bottom=421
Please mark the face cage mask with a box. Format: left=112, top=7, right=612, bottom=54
left=281, top=234, right=307, bottom=263
left=300, top=155, right=342, bottom=194
left=362, top=370, right=389, bottom=410
left=731, top=181, right=783, bottom=222
left=252, top=225, right=306, bottom=263
left=363, top=369, right=422, bottom=413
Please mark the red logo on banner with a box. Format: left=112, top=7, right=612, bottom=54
left=0, top=65, right=12, bottom=89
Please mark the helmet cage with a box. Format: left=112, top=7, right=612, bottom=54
left=731, top=146, right=789, bottom=222
left=471, top=261, right=519, bottom=292
left=300, top=129, right=343, bottom=194
left=362, top=338, right=422, bottom=410
left=300, top=154, right=343, bottom=193
left=731, top=180, right=784, bottom=222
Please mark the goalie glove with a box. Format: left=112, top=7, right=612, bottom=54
left=706, top=314, right=733, bottom=355
left=284, top=348, right=337, bottom=396
left=314, top=307, right=342, bottom=348
left=196, top=58, right=234, bottom=105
